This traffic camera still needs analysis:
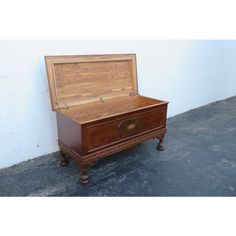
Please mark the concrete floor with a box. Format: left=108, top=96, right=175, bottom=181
left=0, top=96, right=236, bottom=196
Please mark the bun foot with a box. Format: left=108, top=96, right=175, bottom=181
left=59, top=149, right=68, bottom=167
left=80, top=176, right=90, bottom=185
left=157, top=138, right=165, bottom=151
left=59, top=159, right=68, bottom=167
left=80, top=166, right=90, bottom=185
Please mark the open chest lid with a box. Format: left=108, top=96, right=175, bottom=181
left=45, top=54, right=138, bottom=111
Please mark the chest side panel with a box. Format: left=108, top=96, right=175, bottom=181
left=56, top=112, right=83, bottom=153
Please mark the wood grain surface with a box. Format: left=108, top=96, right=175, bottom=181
left=44, top=53, right=168, bottom=184
left=45, top=54, right=138, bottom=110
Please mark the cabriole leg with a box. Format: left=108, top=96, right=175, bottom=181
left=59, top=148, right=68, bottom=167
left=80, top=165, right=90, bottom=185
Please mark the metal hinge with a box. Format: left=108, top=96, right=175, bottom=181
left=129, top=91, right=138, bottom=96
left=56, top=103, right=69, bottom=110
left=100, top=97, right=105, bottom=103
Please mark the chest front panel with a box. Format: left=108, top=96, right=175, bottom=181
left=83, top=106, right=167, bottom=151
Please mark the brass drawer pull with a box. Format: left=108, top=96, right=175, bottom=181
left=127, top=123, right=136, bottom=130
left=118, top=117, right=142, bottom=138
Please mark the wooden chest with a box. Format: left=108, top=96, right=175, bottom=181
left=45, top=54, right=168, bottom=184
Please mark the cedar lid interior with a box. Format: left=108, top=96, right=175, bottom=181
left=62, top=96, right=166, bottom=124
left=45, top=54, right=138, bottom=111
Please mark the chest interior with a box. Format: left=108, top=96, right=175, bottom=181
left=45, top=54, right=165, bottom=124
left=61, top=95, right=165, bottom=124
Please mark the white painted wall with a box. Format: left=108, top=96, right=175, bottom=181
left=0, top=40, right=236, bottom=168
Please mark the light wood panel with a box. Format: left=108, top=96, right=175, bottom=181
left=61, top=95, right=166, bottom=124
left=45, top=54, right=138, bottom=110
